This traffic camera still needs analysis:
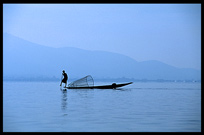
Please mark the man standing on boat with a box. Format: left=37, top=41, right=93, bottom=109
left=60, top=70, right=68, bottom=87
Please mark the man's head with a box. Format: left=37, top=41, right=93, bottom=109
left=62, top=70, right=65, bottom=73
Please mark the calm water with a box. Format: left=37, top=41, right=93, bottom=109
left=3, top=81, right=201, bottom=132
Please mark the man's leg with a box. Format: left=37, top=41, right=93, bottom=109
left=64, top=81, right=67, bottom=87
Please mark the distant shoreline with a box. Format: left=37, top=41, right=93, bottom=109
left=3, top=77, right=201, bottom=83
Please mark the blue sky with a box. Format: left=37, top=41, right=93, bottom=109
left=3, top=4, right=201, bottom=70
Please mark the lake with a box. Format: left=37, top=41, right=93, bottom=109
left=3, top=81, right=201, bottom=132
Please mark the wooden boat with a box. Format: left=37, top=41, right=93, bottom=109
left=66, top=82, right=133, bottom=89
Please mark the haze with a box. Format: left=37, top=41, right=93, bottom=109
left=3, top=4, right=201, bottom=70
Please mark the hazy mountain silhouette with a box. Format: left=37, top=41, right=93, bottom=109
left=3, top=33, right=201, bottom=81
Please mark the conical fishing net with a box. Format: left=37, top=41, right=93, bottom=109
left=68, top=75, right=94, bottom=88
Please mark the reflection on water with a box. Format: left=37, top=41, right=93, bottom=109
left=61, top=89, right=68, bottom=116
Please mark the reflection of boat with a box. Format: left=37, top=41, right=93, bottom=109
left=66, top=82, right=133, bottom=89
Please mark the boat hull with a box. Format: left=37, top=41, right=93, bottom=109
left=66, top=82, right=133, bottom=89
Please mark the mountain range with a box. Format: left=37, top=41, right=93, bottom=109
left=3, top=33, right=201, bottom=81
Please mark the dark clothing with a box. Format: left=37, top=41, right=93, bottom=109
left=62, top=73, right=68, bottom=83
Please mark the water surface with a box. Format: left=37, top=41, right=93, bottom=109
left=3, top=81, right=201, bottom=132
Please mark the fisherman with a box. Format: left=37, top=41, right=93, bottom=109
left=60, top=70, right=68, bottom=87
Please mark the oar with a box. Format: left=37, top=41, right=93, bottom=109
left=60, top=74, right=63, bottom=88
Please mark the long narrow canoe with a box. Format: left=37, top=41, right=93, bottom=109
left=66, top=82, right=133, bottom=89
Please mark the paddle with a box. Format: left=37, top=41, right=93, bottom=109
left=60, top=74, right=63, bottom=87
